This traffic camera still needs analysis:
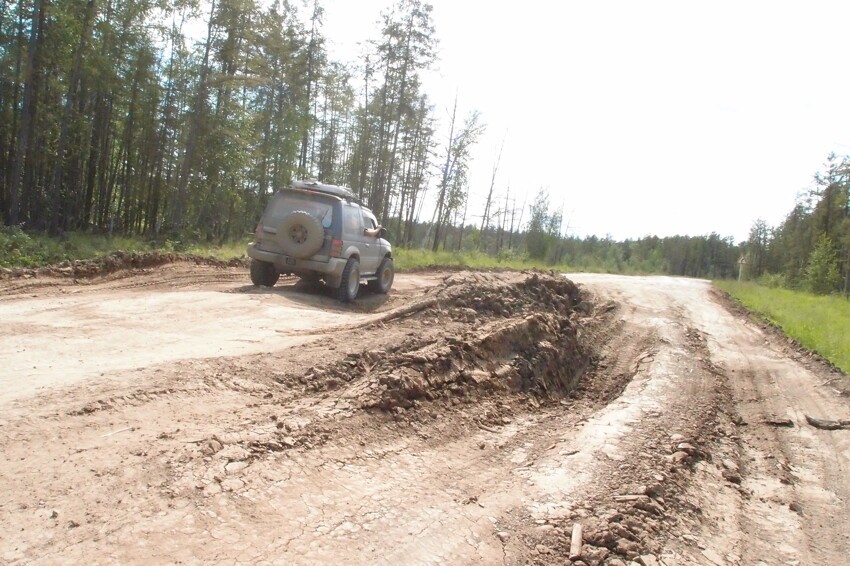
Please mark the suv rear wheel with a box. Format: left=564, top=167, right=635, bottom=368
left=367, top=257, right=394, bottom=294
left=250, top=259, right=280, bottom=287
left=337, top=257, right=360, bottom=303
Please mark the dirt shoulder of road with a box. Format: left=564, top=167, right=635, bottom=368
left=710, top=285, right=850, bottom=396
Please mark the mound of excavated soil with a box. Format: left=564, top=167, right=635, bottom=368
left=0, top=250, right=248, bottom=280
left=279, top=271, right=592, bottom=415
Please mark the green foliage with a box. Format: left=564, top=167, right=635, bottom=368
left=0, top=0, right=442, bottom=245
left=715, top=280, right=850, bottom=373
left=526, top=189, right=552, bottom=260
left=394, top=247, right=569, bottom=272
left=756, top=272, right=787, bottom=289
left=0, top=230, right=248, bottom=268
left=0, top=226, right=43, bottom=267
left=805, top=234, right=842, bottom=294
left=746, top=218, right=771, bottom=278
left=749, top=154, right=850, bottom=294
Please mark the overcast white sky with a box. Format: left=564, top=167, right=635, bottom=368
left=320, top=0, right=850, bottom=241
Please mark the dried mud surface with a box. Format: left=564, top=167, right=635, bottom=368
left=0, top=268, right=848, bottom=565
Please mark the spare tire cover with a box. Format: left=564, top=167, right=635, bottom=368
left=278, top=210, right=325, bottom=258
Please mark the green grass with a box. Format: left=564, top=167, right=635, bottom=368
left=0, top=226, right=249, bottom=268
left=715, top=280, right=850, bottom=373
left=1, top=227, right=607, bottom=273
left=393, top=248, right=573, bottom=271
left=1, top=227, right=632, bottom=274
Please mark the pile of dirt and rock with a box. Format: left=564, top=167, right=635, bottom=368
left=0, top=250, right=248, bottom=280
left=275, top=271, right=594, bottom=414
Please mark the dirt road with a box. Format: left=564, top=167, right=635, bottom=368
left=0, top=264, right=848, bottom=565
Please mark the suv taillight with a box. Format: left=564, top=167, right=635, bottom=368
left=330, top=239, right=342, bottom=257
left=255, top=223, right=262, bottom=236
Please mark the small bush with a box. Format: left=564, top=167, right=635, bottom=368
left=757, top=272, right=787, bottom=289
left=0, top=226, right=47, bottom=267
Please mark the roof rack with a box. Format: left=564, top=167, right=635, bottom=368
left=290, top=179, right=360, bottom=203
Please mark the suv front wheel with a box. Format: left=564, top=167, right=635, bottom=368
left=337, top=257, right=360, bottom=303
left=250, top=259, right=280, bottom=287
left=367, top=257, right=394, bottom=294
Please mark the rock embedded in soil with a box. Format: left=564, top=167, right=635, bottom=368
left=721, top=469, right=742, bottom=484
left=616, top=537, right=639, bottom=556
left=669, top=451, right=691, bottom=465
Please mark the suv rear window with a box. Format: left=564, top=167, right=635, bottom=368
left=268, top=192, right=334, bottom=228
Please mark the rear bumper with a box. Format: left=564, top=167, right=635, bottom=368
left=247, top=243, right=347, bottom=286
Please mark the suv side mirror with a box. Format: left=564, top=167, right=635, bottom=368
left=378, top=227, right=388, bottom=239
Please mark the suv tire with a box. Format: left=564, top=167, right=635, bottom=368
left=250, top=259, right=280, bottom=287
left=337, top=257, right=360, bottom=303
left=279, top=210, right=324, bottom=258
left=367, top=257, right=394, bottom=294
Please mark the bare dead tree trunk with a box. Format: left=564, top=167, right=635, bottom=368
left=479, top=133, right=505, bottom=250
left=429, top=93, right=458, bottom=252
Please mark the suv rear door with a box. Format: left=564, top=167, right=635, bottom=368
left=260, top=191, right=334, bottom=261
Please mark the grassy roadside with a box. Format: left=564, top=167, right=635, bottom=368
left=1, top=228, right=583, bottom=272
left=714, top=280, right=850, bottom=374
left=392, top=248, right=572, bottom=271
left=0, top=227, right=248, bottom=268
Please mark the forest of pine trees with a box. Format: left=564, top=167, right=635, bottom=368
left=0, top=0, right=482, bottom=247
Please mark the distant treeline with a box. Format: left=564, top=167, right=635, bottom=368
left=386, top=186, right=741, bottom=280
left=744, top=154, right=849, bottom=295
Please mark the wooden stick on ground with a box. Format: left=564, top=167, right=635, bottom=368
left=569, top=523, right=583, bottom=560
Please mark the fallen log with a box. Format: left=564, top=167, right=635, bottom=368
left=805, top=414, right=850, bottom=431
left=763, top=418, right=794, bottom=427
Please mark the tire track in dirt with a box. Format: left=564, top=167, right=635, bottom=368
left=683, top=294, right=850, bottom=566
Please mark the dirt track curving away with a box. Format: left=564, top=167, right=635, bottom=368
left=0, top=265, right=848, bottom=565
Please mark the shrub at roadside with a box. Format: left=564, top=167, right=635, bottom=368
left=805, top=234, right=843, bottom=295
left=0, top=226, right=53, bottom=267
left=0, top=228, right=249, bottom=269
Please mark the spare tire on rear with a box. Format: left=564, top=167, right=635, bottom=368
left=278, top=210, right=324, bottom=258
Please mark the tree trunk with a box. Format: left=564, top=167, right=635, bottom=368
left=480, top=134, right=505, bottom=250
left=8, top=0, right=44, bottom=226
left=171, top=0, right=216, bottom=233
left=48, top=0, right=97, bottom=234
left=431, top=94, right=458, bottom=252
